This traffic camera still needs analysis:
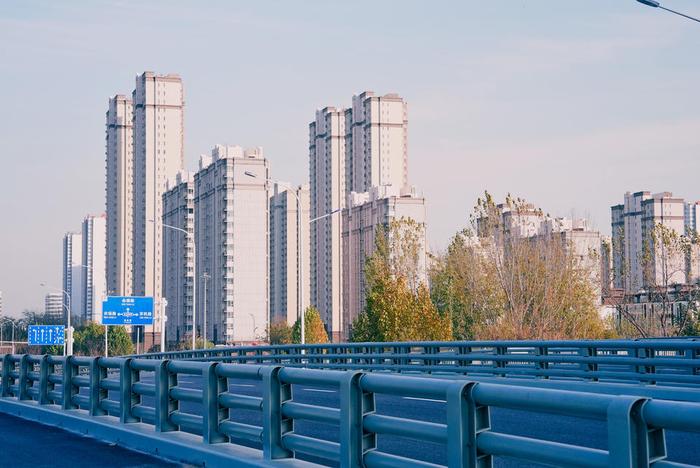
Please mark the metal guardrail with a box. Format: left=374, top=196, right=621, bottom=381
left=1, top=353, right=700, bottom=467
left=131, top=339, right=700, bottom=387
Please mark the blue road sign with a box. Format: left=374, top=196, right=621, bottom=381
left=28, top=325, right=65, bottom=346
left=102, top=296, right=154, bottom=325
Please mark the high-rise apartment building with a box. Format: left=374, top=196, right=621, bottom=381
left=131, top=72, right=184, bottom=344
left=345, top=92, right=408, bottom=195
left=106, top=95, right=134, bottom=297
left=162, top=171, right=195, bottom=345
left=310, top=92, right=409, bottom=340
left=685, top=201, right=700, bottom=235
left=44, top=293, right=63, bottom=320
left=82, top=214, right=107, bottom=323
left=341, top=186, right=426, bottom=340
left=62, top=231, right=83, bottom=321
left=194, top=145, right=269, bottom=344
left=309, top=107, right=346, bottom=340
left=269, top=183, right=310, bottom=326
left=611, top=191, right=686, bottom=293
left=0, top=291, right=3, bottom=316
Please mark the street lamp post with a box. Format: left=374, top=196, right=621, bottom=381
left=244, top=170, right=339, bottom=345
left=636, top=0, right=700, bottom=23
left=202, top=272, right=210, bottom=346
left=0, top=319, right=17, bottom=354
left=40, top=283, right=72, bottom=355
left=149, top=219, right=196, bottom=351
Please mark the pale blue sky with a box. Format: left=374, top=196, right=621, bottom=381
left=1, top=1, right=699, bottom=316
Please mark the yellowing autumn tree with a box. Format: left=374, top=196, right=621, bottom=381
left=351, top=219, right=452, bottom=342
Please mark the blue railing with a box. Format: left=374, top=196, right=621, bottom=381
left=2, top=352, right=700, bottom=467
left=132, top=339, right=700, bottom=388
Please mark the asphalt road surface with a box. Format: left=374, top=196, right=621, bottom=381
left=0, top=412, right=182, bottom=468
left=3, top=374, right=699, bottom=467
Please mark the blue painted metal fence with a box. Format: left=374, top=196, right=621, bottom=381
left=133, top=339, right=700, bottom=387
left=1, top=352, right=700, bottom=467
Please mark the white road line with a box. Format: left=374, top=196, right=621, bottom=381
left=403, top=397, right=444, bottom=403
left=229, top=384, right=255, bottom=388
left=301, top=388, right=336, bottom=393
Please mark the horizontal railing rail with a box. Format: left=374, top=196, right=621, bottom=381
left=2, top=352, right=700, bottom=467
left=129, top=339, right=700, bottom=388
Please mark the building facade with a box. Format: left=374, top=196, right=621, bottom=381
left=611, top=191, right=686, bottom=294
left=62, top=231, right=83, bottom=321
left=309, top=91, right=409, bottom=340
left=194, top=145, right=269, bottom=344
left=82, top=214, right=107, bottom=323
left=269, top=183, right=310, bottom=326
left=341, top=186, right=426, bottom=340
left=44, top=293, right=63, bottom=321
left=344, top=92, right=408, bottom=195
left=131, top=72, right=184, bottom=345
left=162, top=171, right=195, bottom=345
left=105, top=95, right=134, bottom=297
left=309, top=107, right=346, bottom=340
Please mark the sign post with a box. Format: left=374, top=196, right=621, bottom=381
left=102, top=296, right=154, bottom=354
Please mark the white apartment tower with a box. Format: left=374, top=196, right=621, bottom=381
left=62, top=231, right=84, bottom=321
left=345, top=92, right=408, bottom=195
left=105, top=95, right=134, bottom=296
left=310, top=92, right=409, bottom=340
left=341, top=186, right=426, bottom=340
left=195, top=145, right=269, bottom=344
left=611, top=191, right=686, bottom=293
left=269, top=183, right=310, bottom=326
left=309, top=107, right=346, bottom=340
left=132, top=72, right=184, bottom=343
left=162, top=171, right=195, bottom=345
left=82, top=214, right=107, bottom=323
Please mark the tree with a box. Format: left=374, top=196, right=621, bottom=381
left=292, top=307, right=329, bottom=344
left=616, top=223, right=700, bottom=337
left=351, top=220, right=452, bottom=342
left=431, top=192, right=608, bottom=340
left=173, top=338, right=215, bottom=351
left=268, top=321, right=293, bottom=345
left=73, top=323, right=134, bottom=356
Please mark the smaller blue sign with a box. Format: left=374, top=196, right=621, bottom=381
left=28, top=325, right=65, bottom=346
left=102, top=296, right=154, bottom=325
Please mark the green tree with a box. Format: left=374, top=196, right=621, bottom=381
left=73, top=323, right=134, bottom=356
left=351, top=220, right=452, bottom=342
left=174, top=338, right=215, bottom=351
left=292, top=307, right=329, bottom=344
left=268, top=321, right=293, bottom=345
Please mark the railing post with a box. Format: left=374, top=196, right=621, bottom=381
left=203, top=362, right=227, bottom=444
left=493, top=346, right=506, bottom=377
left=577, top=346, right=597, bottom=382
left=155, top=360, right=177, bottom=432
left=17, top=354, right=30, bottom=400
left=38, top=355, right=50, bottom=404
left=1, top=354, right=10, bottom=397
left=62, top=356, right=77, bottom=410
left=120, top=358, right=139, bottom=423
left=339, top=371, right=375, bottom=468
left=534, top=346, right=549, bottom=379
left=447, top=381, right=491, bottom=468
left=608, top=396, right=665, bottom=467
left=262, top=365, right=292, bottom=460
left=89, top=357, right=107, bottom=416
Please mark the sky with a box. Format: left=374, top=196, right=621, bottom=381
left=1, top=0, right=699, bottom=316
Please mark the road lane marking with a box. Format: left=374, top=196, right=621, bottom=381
left=301, top=388, right=336, bottom=393
left=403, top=397, right=444, bottom=403
left=229, top=384, right=255, bottom=388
